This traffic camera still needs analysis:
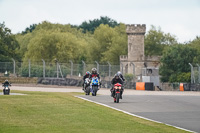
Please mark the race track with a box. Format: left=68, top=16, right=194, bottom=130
left=80, top=92, right=200, bottom=132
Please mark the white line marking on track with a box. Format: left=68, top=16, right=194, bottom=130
left=75, top=96, right=195, bottom=133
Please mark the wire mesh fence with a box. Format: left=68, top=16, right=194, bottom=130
left=0, top=61, right=120, bottom=80
left=193, top=67, right=200, bottom=84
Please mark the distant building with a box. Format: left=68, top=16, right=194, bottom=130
left=120, top=24, right=160, bottom=85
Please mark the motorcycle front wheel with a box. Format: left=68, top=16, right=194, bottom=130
left=116, top=93, right=120, bottom=103
left=85, top=86, right=90, bottom=95
left=92, top=86, right=98, bottom=96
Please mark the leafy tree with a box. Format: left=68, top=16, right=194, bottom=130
left=188, top=36, right=200, bottom=53
left=0, top=22, right=20, bottom=61
left=15, top=32, right=33, bottom=59
left=21, top=24, right=37, bottom=34
left=16, top=21, right=89, bottom=63
left=145, top=25, right=177, bottom=56
left=17, top=21, right=128, bottom=65
left=176, top=72, right=191, bottom=83
left=23, top=30, right=83, bottom=62
left=79, top=16, right=119, bottom=33
left=92, top=24, right=127, bottom=64
left=159, top=44, right=199, bottom=82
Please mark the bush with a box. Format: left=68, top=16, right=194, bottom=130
left=124, top=73, right=135, bottom=82
left=177, top=72, right=191, bottom=83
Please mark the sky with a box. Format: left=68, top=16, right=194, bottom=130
left=0, top=0, right=200, bottom=43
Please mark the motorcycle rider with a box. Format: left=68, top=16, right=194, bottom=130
left=110, top=73, right=124, bottom=99
left=82, top=71, right=91, bottom=90
left=2, top=79, right=11, bottom=87
left=90, top=68, right=101, bottom=93
left=90, top=68, right=100, bottom=80
left=117, top=71, right=125, bottom=82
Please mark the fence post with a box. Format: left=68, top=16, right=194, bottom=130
left=28, top=59, right=31, bottom=77
left=107, top=61, right=111, bottom=82
left=197, top=64, right=200, bottom=84
left=11, top=58, right=16, bottom=76
left=82, top=60, right=86, bottom=75
left=58, top=63, right=63, bottom=78
left=120, top=62, right=123, bottom=75
left=57, top=61, right=59, bottom=78
left=42, top=59, right=45, bottom=78
left=69, top=60, right=73, bottom=77
left=189, top=63, right=195, bottom=84
left=95, top=61, right=99, bottom=73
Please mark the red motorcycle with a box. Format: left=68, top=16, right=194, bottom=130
left=113, top=83, right=122, bottom=103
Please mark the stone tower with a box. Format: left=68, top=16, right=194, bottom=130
left=120, top=24, right=146, bottom=78
left=120, top=24, right=160, bottom=83
left=126, top=24, right=146, bottom=61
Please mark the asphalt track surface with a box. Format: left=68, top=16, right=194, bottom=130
left=8, top=85, right=200, bottom=132
left=80, top=94, right=200, bottom=133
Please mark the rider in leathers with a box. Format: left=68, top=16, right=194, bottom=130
left=117, top=71, right=125, bottom=82
left=2, top=80, right=11, bottom=87
left=110, top=74, right=124, bottom=99
left=82, top=71, right=91, bottom=90
left=90, top=68, right=100, bottom=80
left=90, top=68, right=101, bottom=93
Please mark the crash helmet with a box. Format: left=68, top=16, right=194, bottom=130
left=114, top=73, right=120, bottom=79
left=117, top=71, right=122, bottom=75
left=5, top=79, right=8, bottom=82
left=91, top=68, right=97, bottom=74
left=86, top=71, right=90, bottom=75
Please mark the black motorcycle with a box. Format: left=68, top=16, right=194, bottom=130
left=84, top=78, right=91, bottom=95
left=2, top=84, right=11, bottom=95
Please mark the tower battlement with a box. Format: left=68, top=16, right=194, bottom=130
left=120, top=55, right=128, bottom=61
left=126, top=24, right=146, bottom=34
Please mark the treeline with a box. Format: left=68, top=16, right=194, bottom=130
left=144, top=25, right=200, bottom=83
left=16, top=20, right=127, bottom=64
left=0, top=16, right=200, bottom=82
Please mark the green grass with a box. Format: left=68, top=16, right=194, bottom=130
left=0, top=91, right=188, bottom=133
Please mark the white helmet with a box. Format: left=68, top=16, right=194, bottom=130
left=117, top=71, right=121, bottom=75
left=92, top=68, right=97, bottom=73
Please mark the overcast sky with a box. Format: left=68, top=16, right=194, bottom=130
left=0, top=0, right=199, bottom=43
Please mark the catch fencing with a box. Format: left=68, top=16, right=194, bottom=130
left=0, top=60, right=120, bottom=80
left=189, top=63, right=200, bottom=84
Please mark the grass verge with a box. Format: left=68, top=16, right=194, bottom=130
left=0, top=91, right=189, bottom=133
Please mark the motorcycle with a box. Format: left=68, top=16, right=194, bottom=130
left=90, top=76, right=99, bottom=96
left=113, top=83, right=122, bottom=103
left=2, top=84, right=10, bottom=95
left=84, top=78, right=91, bottom=95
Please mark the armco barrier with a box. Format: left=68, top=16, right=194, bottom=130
left=136, top=82, right=145, bottom=90
left=180, top=83, right=184, bottom=91
left=145, top=82, right=154, bottom=91
left=38, top=78, right=137, bottom=89
left=136, top=82, right=154, bottom=91
left=179, top=83, right=200, bottom=91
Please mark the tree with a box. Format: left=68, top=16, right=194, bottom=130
left=145, top=25, right=177, bottom=56
left=17, top=21, right=127, bottom=64
left=159, top=44, right=199, bottom=82
left=79, top=16, right=119, bottom=33
left=18, top=21, right=89, bottom=63
left=15, top=32, right=33, bottom=59
left=0, top=22, right=20, bottom=61
left=21, top=24, right=37, bottom=34
left=23, top=30, right=84, bottom=62
left=188, top=36, right=200, bottom=53
left=92, top=24, right=127, bottom=64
